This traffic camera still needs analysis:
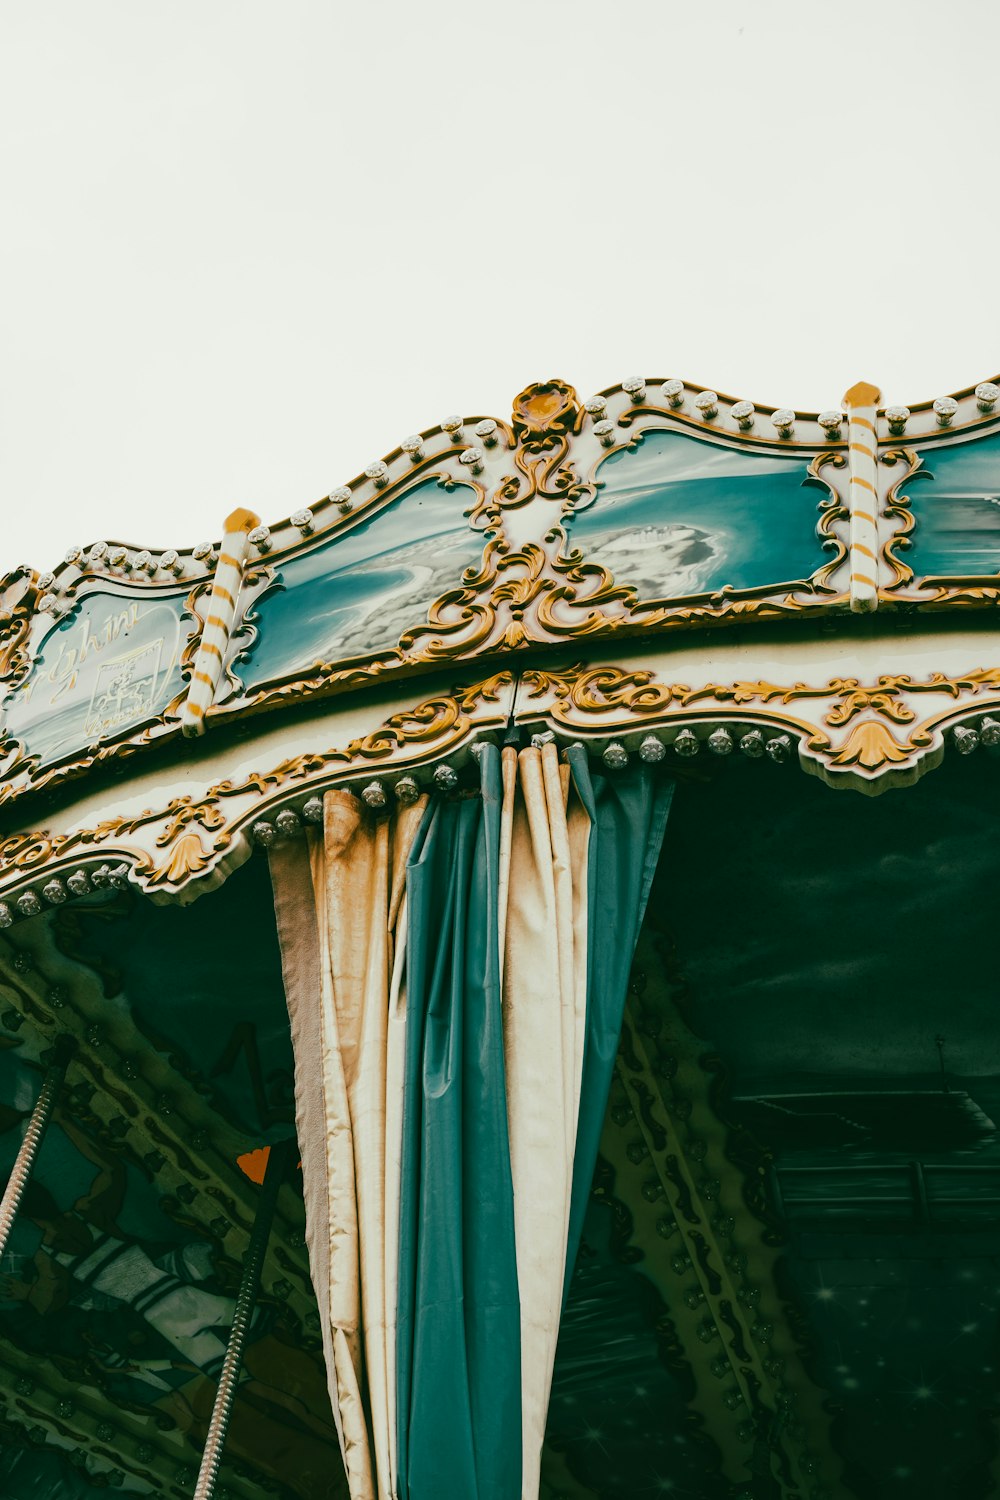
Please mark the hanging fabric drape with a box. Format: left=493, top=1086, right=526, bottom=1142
left=270, top=790, right=428, bottom=1500
left=561, top=744, right=675, bottom=1301
left=494, top=743, right=590, bottom=1500
left=269, top=740, right=672, bottom=1500
left=396, top=747, right=522, bottom=1500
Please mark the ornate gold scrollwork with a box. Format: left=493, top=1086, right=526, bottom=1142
left=526, top=663, right=1000, bottom=728
left=487, top=380, right=589, bottom=514
left=518, top=661, right=1000, bottom=783
left=879, top=447, right=926, bottom=592
left=0, top=568, right=40, bottom=688
left=0, top=670, right=515, bottom=896
left=404, top=414, right=852, bottom=670
left=399, top=427, right=849, bottom=670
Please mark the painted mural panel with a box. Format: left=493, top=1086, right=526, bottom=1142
left=0, top=589, right=190, bottom=769
left=905, top=432, right=1000, bottom=577
left=566, top=429, right=825, bottom=599
left=237, top=478, right=482, bottom=688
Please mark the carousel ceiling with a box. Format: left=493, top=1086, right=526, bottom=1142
left=546, top=750, right=1000, bottom=1500
left=0, top=857, right=344, bottom=1500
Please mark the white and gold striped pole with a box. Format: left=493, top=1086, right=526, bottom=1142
left=181, top=508, right=260, bottom=738
left=843, top=381, right=882, bottom=614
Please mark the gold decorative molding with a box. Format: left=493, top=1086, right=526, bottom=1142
left=0, top=671, right=516, bottom=912
left=394, top=440, right=849, bottom=669
left=0, top=568, right=40, bottom=688
left=514, top=660, right=1000, bottom=792
left=879, top=446, right=924, bottom=591
left=4, top=648, right=1000, bottom=922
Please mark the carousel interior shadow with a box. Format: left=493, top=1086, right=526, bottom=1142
left=4, top=751, right=1000, bottom=1499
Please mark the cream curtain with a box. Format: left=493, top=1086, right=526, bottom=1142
left=270, top=789, right=427, bottom=1500
left=269, top=737, right=660, bottom=1500
left=499, top=743, right=591, bottom=1499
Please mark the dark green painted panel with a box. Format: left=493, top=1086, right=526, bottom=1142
left=568, top=430, right=824, bottom=599
left=1, top=589, right=190, bottom=769
left=238, top=479, right=482, bottom=688
left=906, top=432, right=1000, bottom=576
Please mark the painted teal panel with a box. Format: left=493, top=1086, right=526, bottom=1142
left=1, top=589, right=189, bottom=769
left=568, top=429, right=823, bottom=597
left=239, top=479, right=482, bottom=687
left=906, top=432, right=1000, bottom=576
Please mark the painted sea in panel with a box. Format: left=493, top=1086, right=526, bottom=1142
left=239, top=479, right=483, bottom=687
left=906, top=432, right=1000, bottom=577
left=567, top=429, right=824, bottom=599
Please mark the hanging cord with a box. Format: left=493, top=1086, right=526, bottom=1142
left=0, top=1036, right=74, bottom=1262
left=193, top=1139, right=295, bottom=1500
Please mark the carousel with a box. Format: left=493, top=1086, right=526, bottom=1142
left=2, top=374, right=1000, bottom=1500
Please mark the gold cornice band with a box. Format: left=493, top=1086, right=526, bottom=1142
left=2, top=657, right=1000, bottom=919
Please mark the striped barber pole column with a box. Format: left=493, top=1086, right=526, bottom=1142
left=843, top=381, right=882, bottom=615
left=181, top=507, right=260, bottom=738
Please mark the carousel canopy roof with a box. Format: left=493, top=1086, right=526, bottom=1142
left=4, top=373, right=1000, bottom=819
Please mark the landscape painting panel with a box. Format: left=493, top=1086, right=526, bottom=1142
left=567, top=430, right=825, bottom=600
left=239, top=479, right=482, bottom=687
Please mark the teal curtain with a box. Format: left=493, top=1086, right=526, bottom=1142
left=562, top=747, right=675, bottom=1301
left=396, top=743, right=522, bottom=1500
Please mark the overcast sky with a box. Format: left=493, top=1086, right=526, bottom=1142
left=3, top=1, right=999, bottom=572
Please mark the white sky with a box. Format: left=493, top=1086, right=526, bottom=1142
left=3, top=0, right=999, bottom=573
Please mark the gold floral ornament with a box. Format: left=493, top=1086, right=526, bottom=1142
left=825, top=720, right=919, bottom=770
left=141, top=829, right=214, bottom=885
left=511, top=380, right=581, bottom=443
left=0, top=671, right=516, bottom=907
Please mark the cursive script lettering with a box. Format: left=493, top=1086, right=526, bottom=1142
left=47, top=602, right=141, bottom=704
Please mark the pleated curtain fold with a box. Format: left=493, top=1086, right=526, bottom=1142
left=270, top=791, right=429, bottom=1500
left=269, top=741, right=672, bottom=1500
